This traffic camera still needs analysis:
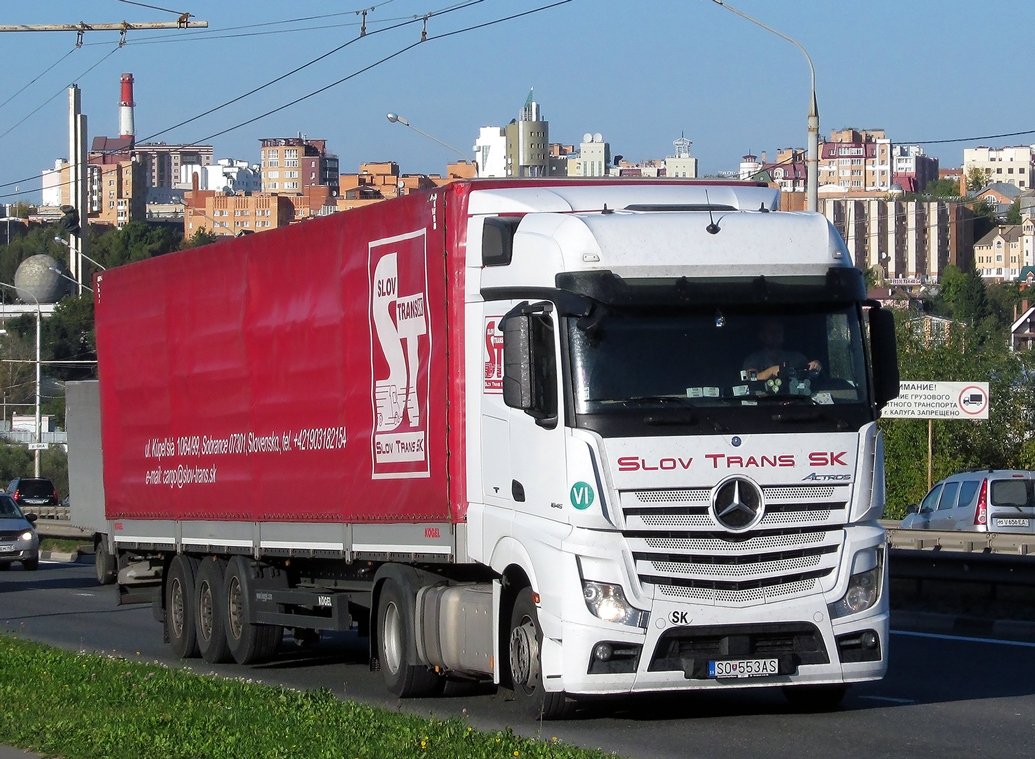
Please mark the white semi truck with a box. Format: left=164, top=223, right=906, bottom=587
left=85, top=178, right=898, bottom=718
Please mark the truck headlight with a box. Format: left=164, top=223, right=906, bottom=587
left=829, top=548, right=883, bottom=619
left=582, top=581, right=648, bottom=628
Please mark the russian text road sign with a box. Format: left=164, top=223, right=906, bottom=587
left=881, top=381, right=989, bottom=420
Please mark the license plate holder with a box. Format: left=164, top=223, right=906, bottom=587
left=0, top=545, right=15, bottom=553
left=995, top=517, right=1028, bottom=527
left=708, top=657, right=781, bottom=679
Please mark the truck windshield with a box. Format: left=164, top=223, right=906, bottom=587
left=567, top=305, right=872, bottom=435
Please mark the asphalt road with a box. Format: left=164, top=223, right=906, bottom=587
left=2, top=560, right=1034, bottom=759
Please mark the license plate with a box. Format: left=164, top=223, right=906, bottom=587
left=996, top=518, right=1028, bottom=527
left=0, top=545, right=15, bottom=553
left=23, top=499, right=45, bottom=505
left=709, top=658, right=779, bottom=678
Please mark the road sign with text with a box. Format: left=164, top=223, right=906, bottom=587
left=881, top=381, right=989, bottom=420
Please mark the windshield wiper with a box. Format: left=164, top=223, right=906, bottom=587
left=771, top=409, right=850, bottom=430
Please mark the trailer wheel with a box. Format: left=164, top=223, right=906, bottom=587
left=166, top=555, right=200, bottom=658
left=94, top=539, right=116, bottom=585
left=782, top=684, right=848, bottom=711
left=224, top=556, right=282, bottom=665
left=376, top=578, right=443, bottom=698
left=508, top=587, right=574, bottom=720
left=195, top=556, right=232, bottom=663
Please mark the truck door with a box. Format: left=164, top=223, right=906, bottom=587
left=487, top=303, right=567, bottom=519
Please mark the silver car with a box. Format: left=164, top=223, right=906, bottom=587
left=0, top=494, right=40, bottom=570
left=902, top=469, right=1035, bottom=534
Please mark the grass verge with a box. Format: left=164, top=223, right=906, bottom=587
left=0, top=635, right=613, bottom=759
left=38, top=537, right=88, bottom=554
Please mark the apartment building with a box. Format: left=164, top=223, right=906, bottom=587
left=260, top=136, right=340, bottom=195
left=817, top=128, right=891, bottom=191
left=963, top=146, right=1034, bottom=190
left=184, top=190, right=293, bottom=238
left=822, top=198, right=975, bottom=287
left=134, top=142, right=214, bottom=203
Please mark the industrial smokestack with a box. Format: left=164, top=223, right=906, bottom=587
left=119, top=73, right=135, bottom=140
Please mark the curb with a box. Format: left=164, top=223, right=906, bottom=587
left=39, top=550, right=80, bottom=563
left=891, top=610, right=1035, bottom=642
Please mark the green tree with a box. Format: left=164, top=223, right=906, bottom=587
left=0, top=445, right=31, bottom=483
left=181, top=226, right=218, bottom=250
left=966, top=165, right=989, bottom=192
left=971, top=198, right=999, bottom=222
left=925, top=177, right=964, bottom=198
left=89, top=221, right=182, bottom=269
left=1006, top=198, right=1022, bottom=224
left=881, top=313, right=1035, bottom=517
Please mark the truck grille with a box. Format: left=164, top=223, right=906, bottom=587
left=620, top=485, right=848, bottom=606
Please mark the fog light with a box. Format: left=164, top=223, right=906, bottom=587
left=861, top=631, right=878, bottom=650
left=593, top=642, right=613, bottom=662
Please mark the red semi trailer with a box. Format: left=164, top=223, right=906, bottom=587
left=89, top=178, right=899, bottom=718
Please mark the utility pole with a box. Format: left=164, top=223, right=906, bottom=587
left=69, top=87, right=88, bottom=293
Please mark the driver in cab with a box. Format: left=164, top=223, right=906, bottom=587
left=743, top=319, right=822, bottom=381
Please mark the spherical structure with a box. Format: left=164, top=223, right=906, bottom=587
left=13, top=254, right=68, bottom=304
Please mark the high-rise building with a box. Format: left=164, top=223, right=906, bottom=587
left=504, top=90, right=549, bottom=178
left=259, top=136, right=339, bottom=195
left=665, top=134, right=698, bottom=179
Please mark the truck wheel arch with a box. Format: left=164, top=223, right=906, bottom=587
left=368, top=564, right=446, bottom=673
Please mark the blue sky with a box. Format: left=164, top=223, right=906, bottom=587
left=1, top=0, right=1033, bottom=202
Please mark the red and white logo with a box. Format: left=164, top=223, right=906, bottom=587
left=483, top=317, right=505, bottom=394
left=368, top=231, right=431, bottom=479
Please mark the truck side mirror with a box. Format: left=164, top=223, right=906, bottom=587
left=503, top=315, right=534, bottom=410
left=502, top=310, right=557, bottom=427
left=482, top=217, right=520, bottom=267
left=868, top=307, right=899, bottom=410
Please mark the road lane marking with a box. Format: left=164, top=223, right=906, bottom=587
left=859, top=696, right=916, bottom=704
left=891, top=629, right=1035, bottom=648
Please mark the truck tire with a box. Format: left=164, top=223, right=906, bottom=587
left=166, top=555, right=200, bottom=659
left=782, top=684, right=848, bottom=711
left=195, top=556, right=232, bottom=664
left=94, top=539, right=116, bottom=585
left=224, top=556, right=282, bottom=665
left=376, top=578, right=443, bottom=698
left=508, top=587, right=574, bottom=720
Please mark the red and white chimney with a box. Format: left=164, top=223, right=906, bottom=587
left=119, top=73, right=135, bottom=140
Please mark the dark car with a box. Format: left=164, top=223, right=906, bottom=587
left=5, top=477, right=60, bottom=508
left=0, top=493, right=40, bottom=570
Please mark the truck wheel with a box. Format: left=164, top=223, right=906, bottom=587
left=783, top=684, right=848, bottom=711
left=195, top=557, right=232, bottom=663
left=224, top=556, right=282, bottom=665
left=508, top=587, right=574, bottom=720
left=94, top=539, right=116, bottom=585
left=166, top=555, right=200, bottom=658
left=376, top=578, right=443, bottom=698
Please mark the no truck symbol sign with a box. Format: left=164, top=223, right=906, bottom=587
left=881, top=381, right=990, bottom=420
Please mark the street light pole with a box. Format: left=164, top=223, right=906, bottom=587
left=0, top=282, right=42, bottom=476
left=386, top=113, right=478, bottom=176
left=710, top=0, right=819, bottom=212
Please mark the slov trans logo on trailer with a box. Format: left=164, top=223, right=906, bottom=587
left=368, top=230, right=431, bottom=479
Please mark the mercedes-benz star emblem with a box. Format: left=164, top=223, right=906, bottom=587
left=711, top=477, right=764, bottom=532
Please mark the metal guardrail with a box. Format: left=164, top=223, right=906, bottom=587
left=883, top=523, right=1035, bottom=556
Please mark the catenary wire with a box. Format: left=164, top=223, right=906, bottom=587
left=180, top=0, right=573, bottom=147
left=0, top=46, right=77, bottom=113
left=134, top=0, right=487, bottom=145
